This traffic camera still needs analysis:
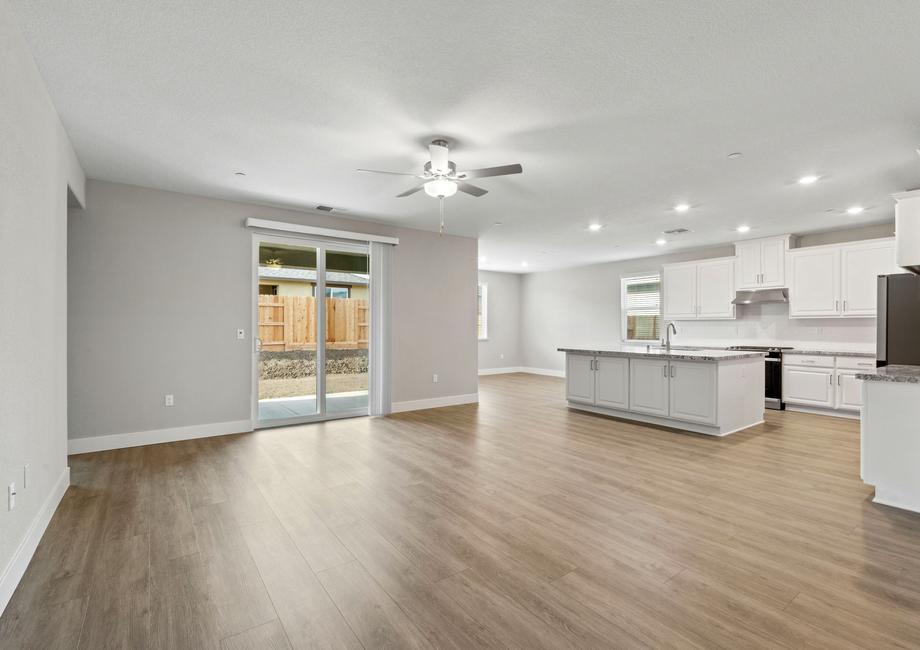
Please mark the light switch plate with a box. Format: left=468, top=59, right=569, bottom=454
left=164, top=394, right=175, bottom=407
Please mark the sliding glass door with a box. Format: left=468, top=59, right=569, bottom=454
left=254, top=235, right=370, bottom=427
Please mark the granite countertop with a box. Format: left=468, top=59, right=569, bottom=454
left=786, top=349, right=875, bottom=358
left=856, top=365, right=920, bottom=383
left=557, top=346, right=765, bottom=361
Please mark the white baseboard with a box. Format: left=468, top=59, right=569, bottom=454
left=519, top=367, right=565, bottom=378
left=478, top=367, right=564, bottom=378
left=0, top=466, right=70, bottom=616
left=785, top=405, right=860, bottom=420
left=390, top=393, right=479, bottom=413
left=68, top=419, right=254, bottom=455
left=479, top=366, right=523, bottom=375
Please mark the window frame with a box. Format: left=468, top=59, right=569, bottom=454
left=621, top=273, right=662, bottom=344
left=477, top=282, right=488, bottom=341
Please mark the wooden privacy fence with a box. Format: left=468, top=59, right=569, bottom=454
left=259, top=296, right=368, bottom=351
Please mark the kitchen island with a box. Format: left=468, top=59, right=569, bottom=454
left=858, top=365, right=920, bottom=513
left=559, top=346, right=765, bottom=436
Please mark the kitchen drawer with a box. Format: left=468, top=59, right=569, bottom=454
left=836, top=356, right=876, bottom=371
left=783, top=354, right=834, bottom=369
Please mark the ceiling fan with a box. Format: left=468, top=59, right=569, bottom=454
left=358, top=139, right=523, bottom=233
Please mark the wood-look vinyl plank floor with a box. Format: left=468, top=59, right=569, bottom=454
left=3, top=373, right=920, bottom=648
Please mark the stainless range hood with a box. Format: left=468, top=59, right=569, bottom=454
left=732, top=288, right=789, bottom=305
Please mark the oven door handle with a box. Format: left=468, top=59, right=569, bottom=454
left=764, top=358, right=780, bottom=362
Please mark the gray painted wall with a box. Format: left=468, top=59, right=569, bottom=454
left=520, top=223, right=895, bottom=372
left=477, top=271, right=522, bottom=370
left=68, top=180, right=477, bottom=439
left=1, top=0, right=84, bottom=605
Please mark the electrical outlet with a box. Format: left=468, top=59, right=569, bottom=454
left=164, top=394, right=175, bottom=407
left=23, top=464, right=30, bottom=489
left=237, top=328, right=245, bottom=340
left=8, top=483, right=15, bottom=511
left=500, top=353, right=504, bottom=360
left=432, top=374, right=439, bottom=383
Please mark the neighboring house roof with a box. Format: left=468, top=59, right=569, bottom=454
left=259, top=266, right=369, bottom=285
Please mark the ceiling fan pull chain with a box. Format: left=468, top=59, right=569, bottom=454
left=439, top=196, right=445, bottom=235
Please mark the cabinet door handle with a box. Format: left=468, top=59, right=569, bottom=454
left=670, top=365, right=675, bottom=378
left=843, top=300, right=847, bottom=312
left=837, top=374, right=841, bottom=386
left=594, top=360, right=599, bottom=371
left=829, top=374, right=833, bottom=385
left=835, top=299, right=839, bottom=311
left=663, top=364, right=667, bottom=378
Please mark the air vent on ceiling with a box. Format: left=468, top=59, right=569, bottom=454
left=663, top=227, right=691, bottom=235
left=315, top=205, right=335, bottom=212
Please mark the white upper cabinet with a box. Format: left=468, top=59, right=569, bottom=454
left=788, top=237, right=896, bottom=319
left=840, top=239, right=899, bottom=317
left=662, top=262, right=698, bottom=320
left=735, top=235, right=791, bottom=290
left=759, top=237, right=787, bottom=287
left=787, top=247, right=841, bottom=317
left=662, top=257, right=735, bottom=321
left=696, top=258, right=735, bottom=319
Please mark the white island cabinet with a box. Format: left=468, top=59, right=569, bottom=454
left=560, top=347, right=765, bottom=436
left=860, top=366, right=920, bottom=513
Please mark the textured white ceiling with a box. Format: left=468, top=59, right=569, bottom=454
left=11, top=0, right=920, bottom=271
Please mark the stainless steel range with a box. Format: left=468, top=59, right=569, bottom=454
left=726, top=346, right=793, bottom=410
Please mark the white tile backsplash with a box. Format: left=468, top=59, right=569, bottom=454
left=673, top=303, right=876, bottom=352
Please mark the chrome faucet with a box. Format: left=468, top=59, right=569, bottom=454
left=664, top=322, right=677, bottom=351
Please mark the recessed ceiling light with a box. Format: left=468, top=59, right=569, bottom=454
left=846, top=206, right=864, bottom=215
left=234, top=171, right=247, bottom=176
left=492, top=221, right=503, bottom=226
left=674, top=203, right=690, bottom=213
left=521, top=261, right=529, bottom=267
left=656, top=238, right=667, bottom=246
left=736, top=225, right=751, bottom=233
left=588, top=223, right=603, bottom=231
left=798, top=175, right=819, bottom=185
left=728, top=152, right=743, bottom=159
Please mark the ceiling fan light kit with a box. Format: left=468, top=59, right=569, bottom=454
left=358, top=138, right=522, bottom=233
left=424, top=178, right=457, bottom=198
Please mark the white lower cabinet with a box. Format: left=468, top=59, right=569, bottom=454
left=565, top=353, right=595, bottom=404
left=836, top=371, right=863, bottom=410
left=668, top=360, right=718, bottom=424
left=594, top=356, right=630, bottom=409
left=783, top=366, right=835, bottom=408
left=783, top=354, right=868, bottom=412
left=628, top=358, right=670, bottom=416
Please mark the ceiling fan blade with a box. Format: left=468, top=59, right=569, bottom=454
left=357, top=168, right=420, bottom=177
left=456, top=163, right=523, bottom=179
left=429, top=140, right=450, bottom=175
left=396, top=184, right=425, bottom=198
left=457, top=181, right=488, bottom=197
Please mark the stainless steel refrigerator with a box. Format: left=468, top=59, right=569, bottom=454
left=877, top=273, right=920, bottom=366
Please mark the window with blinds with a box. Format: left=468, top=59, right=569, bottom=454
left=622, top=274, right=661, bottom=342
left=477, top=282, right=488, bottom=340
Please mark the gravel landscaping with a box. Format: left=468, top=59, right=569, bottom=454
left=259, top=349, right=368, bottom=399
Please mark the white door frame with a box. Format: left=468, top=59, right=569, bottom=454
left=251, top=232, right=370, bottom=429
